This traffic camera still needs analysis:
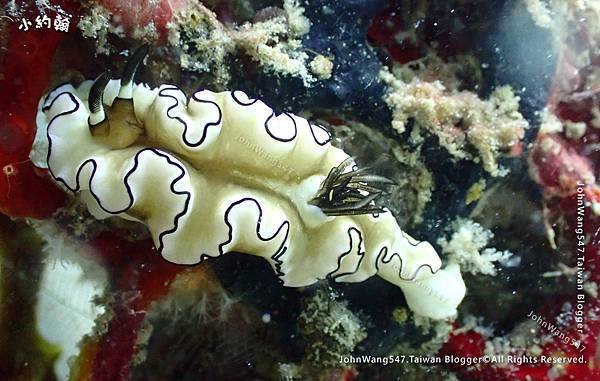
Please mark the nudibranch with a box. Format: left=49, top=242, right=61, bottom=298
left=31, top=46, right=465, bottom=319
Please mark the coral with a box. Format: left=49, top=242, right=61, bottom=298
left=309, top=54, right=333, bottom=80
left=83, top=0, right=338, bottom=91
left=93, top=0, right=188, bottom=42
left=365, top=0, right=555, bottom=248
left=476, top=0, right=556, bottom=128
left=78, top=4, right=122, bottom=55
left=132, top=269, right=284, bottom=380
left=278, top=362, right=358, bottom=381
left=525, top=0, right=554, bottom=29
left=231, top=0, right=390, bottom=126
left=435, top=1, right=600, bottom=379
left=439, top=295, right=600, bottom=380
left=387, top=309, right=454, bottom=358
left=278, top=363, right=301, bottom=380
left=465, top=179, right=486, bottom=205
left=298, top=288, right=366, bottom=368
left=384, top=52, right=483, bottom=93
left=564, top=121, right=587, bottom=140
left=529, top=134, right=596, bottom=198
left=231, top=0, right=313, bottom=85
left=166, top=3, right=233, bottom=85
left=166, top=1, right=314, bottom=88
left=0, top=216, right=59, bottom=380
left=437, top=218, right=514, bottom=276
left=77, top=0, right=193, bottom=54
left=77, top=0, right=383, bottom=134
left=381, top=69, right=528, bottom=176
left=29, top=219, right=105, bottom=272
left=35, top=259, right=107, bottom=380
left=370, top=0, right=555, bottom=128
left=147, top=268, right=240, bottom=324
left=529, top=0, right=600, bottom=213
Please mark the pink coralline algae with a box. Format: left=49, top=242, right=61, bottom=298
left=0, top=5, right=82, bottom=218
left=97, top=0, right=190, bottom=41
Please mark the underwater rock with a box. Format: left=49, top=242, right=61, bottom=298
left=439, top=294, right=600, bottom=380
left=68, top=232, right=185, bottom=380
left=298, top=288, right=367, bottom=368
left=0, top=16, right=70, bottom=218
left=96, top=0, right=189, bottom=42
left=132, top=269, right=285, bottom=381
left=475, top=0, right=557, bottom=139
left=1, top=1, right=597, bottom=380
left=437, top=2, right=600, bottom=379
left=364, top=0, right=554, bottom=244
left=231, top=0, right=391, bottom=126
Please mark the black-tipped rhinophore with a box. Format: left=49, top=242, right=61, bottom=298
left=88, top=72, right=111, bottom=114
left=310, top=157, right=395, bottom=216
left=121, top=44, right=149, bottom=86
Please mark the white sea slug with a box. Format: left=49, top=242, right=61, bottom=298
left=31, top=47, right=466, bottom=319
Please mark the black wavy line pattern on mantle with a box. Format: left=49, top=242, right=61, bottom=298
left=218, top=197, right=290, bottom=284
left=43, top=86, right=287, bottom=264
left=44, top=91, right=191, bottom=257
left=230, top=90, right=259, bottom=106
left=158, top=85, right=222, bottom=148
left=326, top=227, right=367, bottom=281
left=374, top=243, right=438, bottom=282
left=229, top=90, right=334, bottom=148
left=323, top=226, right=439, bottom=283
left=307, top=120, right=332, bottom=146
left=42, top=82, right=71, bottom=109
left=42, top=90, right=291, bottom=280
left=264, top=112, right=298, bottom=143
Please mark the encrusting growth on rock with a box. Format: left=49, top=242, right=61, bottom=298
left=381, top=68, right=528, bottom=176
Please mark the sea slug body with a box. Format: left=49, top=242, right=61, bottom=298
left=31, top=48, right=465, bottom=319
